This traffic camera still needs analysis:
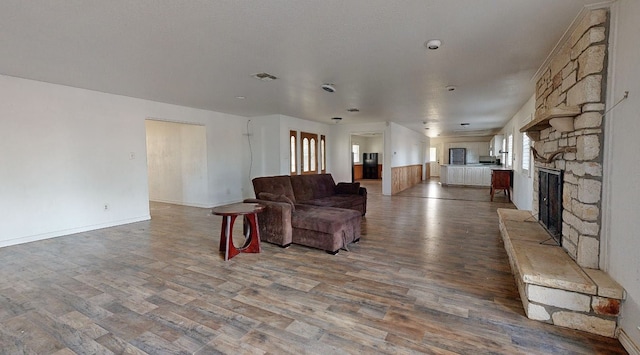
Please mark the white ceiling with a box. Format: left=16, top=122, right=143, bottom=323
left=0, top=1, right=603, bottom=137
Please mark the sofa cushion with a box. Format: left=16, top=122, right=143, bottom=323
left=335, top=182, right=360, bottom=194
left=290, top=174, right=336, bottom=202
left=301, top=195, right=364, bottom=209
left=292, top=205, right=360, bottom=234
left=252, top=175, right=297, bottom=203
left=257, top=192, right=295, bottom=211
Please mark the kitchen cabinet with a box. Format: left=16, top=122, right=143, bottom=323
left=482, top=168, right=493, bottom=186
left=448, top=166, right=465, bottom=185
left=490, top=135, right=504, bottom=156
left=440, top=165, right=494, bottom=186
left=464, top=166, right=486, bottom=186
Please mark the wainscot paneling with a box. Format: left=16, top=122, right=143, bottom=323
left=391, top=164, right=422, bottom=194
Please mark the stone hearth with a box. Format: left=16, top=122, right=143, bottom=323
left=498, top=209, right=624, bottom=337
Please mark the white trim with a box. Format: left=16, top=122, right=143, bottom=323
left=619, top=329, right=640, bottom=355
left=0, top=216, right=151, bottom=248
left=149, top=198, right=220, bottom=209
left=599, top=0, right=619, bottom=271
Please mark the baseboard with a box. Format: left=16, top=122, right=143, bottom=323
left=0, top=215, right=151, bottom=248
left=149, top=198, right=214, bottom=208
left=619, top=329, right=640, bottom=355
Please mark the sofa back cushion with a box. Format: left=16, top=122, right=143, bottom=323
left=290, top=174, right=336, bottom=202
left=252, top=175, right=296, bottom=203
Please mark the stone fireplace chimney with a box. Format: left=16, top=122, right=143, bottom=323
left=521, top=9, right=608, bottom=269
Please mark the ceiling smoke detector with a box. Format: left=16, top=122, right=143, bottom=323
left=321, top=84, right=336, bottom=93
left=425, top=39, right=442, bottom=50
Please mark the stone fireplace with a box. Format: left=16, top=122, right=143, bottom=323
left=538, top=168, right=563, bottom=245
left=498, top=8, right=625, bottom=338
left=524, top=8, right=609, bottom=269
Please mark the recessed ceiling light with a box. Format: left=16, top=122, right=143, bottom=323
left=331, top=117, right=343, bottom=123
left=425, top=39, right=442, bottom=50
left=321, top=84, right=336, bottom=93
left=424, top=127, right=430, bottom=130
left=235, top=96, right=246, bottom=99
left=460, top=123, right=470, bottom=126
left=347, top=108, right=360, bottom=113
left=251, top=72, right=277, bottom=81
left=446, top=85, right=457, bottom=92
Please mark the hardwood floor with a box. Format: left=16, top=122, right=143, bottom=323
left=0, top=180, right=627, bottom=354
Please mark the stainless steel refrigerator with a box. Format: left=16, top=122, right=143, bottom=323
left=449, top=148, right=466, bottom=165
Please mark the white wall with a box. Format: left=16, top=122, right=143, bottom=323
left=244, top=114, right=331, bottom=197
left=499, top=95, right=535, bottom=211
left=367, top=135, right=384, bottom=159
left=329, top=122, right=428, bottom=195
left=245, top=115, right=281, bottom=180
left=603, top=0, right=640, bottom=349
left=145, top=120, right=209, bottom=207
left=331, top=122, right=390, bottom=193
left=350, top=135, right=383, bottom=166
left=0, top=74, right=248, bottom=247
left=430, top=136, right=492, bottom=164
left=389, top=122, right=428, bottom=167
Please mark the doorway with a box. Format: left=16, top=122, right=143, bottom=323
left=350, top=132, right=384, bottom=194
left=145, top=119, right=209, bottom=208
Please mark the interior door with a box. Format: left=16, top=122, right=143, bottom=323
left=429, top=145, right=441, bottom=177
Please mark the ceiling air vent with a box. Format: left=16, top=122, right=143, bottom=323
left=251, top=72, right=277, bottom=81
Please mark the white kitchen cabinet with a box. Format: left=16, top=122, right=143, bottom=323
left=481, top=167, right=492, bottom=186
left=464, top=167, right=485, bottom=186
left=447, top=166, right=465, bottom=185
left=490, top=135, right=504, bottom=156
left=441, top=165, right=493, bottom=186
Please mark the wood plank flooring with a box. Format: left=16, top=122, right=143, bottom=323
left=0, top=180, right=627, bottom=354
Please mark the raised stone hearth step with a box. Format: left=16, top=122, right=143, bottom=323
left=497, top=208, right=625, bottom=338
left=510, top=239, right=596, bottom=294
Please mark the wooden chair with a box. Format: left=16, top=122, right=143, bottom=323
left=491, top=169, right=511, bottom=202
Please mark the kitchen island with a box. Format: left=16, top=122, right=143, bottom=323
left=440, top=164, right=505, bottom=186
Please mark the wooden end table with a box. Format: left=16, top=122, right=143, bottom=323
left=211, top=202, right=265, bottom=261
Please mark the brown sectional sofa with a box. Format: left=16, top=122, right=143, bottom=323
left=244, top=174, right=366, bottom=254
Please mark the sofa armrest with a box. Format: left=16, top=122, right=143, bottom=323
left=243, top=198, right=293, bottom=247
left=335, top=182, right=361, bottom=195
left=358, top=187, right=367, bottom=216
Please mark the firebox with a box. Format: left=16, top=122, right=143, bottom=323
left=538, top=168, right=563, bottom=245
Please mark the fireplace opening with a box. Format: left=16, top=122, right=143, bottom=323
left=538, top=168, right=563, bottom=245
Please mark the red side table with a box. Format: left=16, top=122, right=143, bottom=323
left=212, top=202, right=264, bottom=260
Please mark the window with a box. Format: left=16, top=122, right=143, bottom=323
left=320, top=135, right=326, bottom=173
left=507, top=134, right=514, bottom=168
left=429, top=147, right=437, bottom=162
left=301, top=132, right=318, bottom=174
left=522, top=132, right=531, bottom=175
left=290, top=130, right=297, bottom=174
left=352, top=144, right=360, bottom=163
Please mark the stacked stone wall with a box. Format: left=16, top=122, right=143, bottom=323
left=533, top=9, right=608, bottom=268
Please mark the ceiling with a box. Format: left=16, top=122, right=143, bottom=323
left=0, top=1, right=603, bottom=137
